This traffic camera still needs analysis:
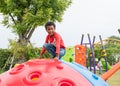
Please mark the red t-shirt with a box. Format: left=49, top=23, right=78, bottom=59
left=41, top=32, right=65, bottom=54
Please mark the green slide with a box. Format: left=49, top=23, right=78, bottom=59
left=62, top=46, right=74, bottom=62
left=101, top=58, right=111, bottom=70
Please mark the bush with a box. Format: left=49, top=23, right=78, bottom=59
left=0, top=49, right=12, bottom=73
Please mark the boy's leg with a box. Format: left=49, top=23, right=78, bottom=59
left=43, top=43, right=66, bottom=59
left=59, top=48, right=66, bottom=59
left=43, top=43, right=56, bottom=57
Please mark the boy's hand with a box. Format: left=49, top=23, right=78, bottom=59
left=54, top=57, right=59, bottom=61
left=54, top=53, right=59, bottom=61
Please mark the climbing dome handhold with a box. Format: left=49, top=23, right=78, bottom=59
left=0, top=59, right=108, bottom=86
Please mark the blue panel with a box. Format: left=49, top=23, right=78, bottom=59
left=60, top=60, right=109, bottom=86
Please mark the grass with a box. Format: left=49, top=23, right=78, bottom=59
left=106, top=70, right=120, bottom=86
left=95, top=69, right=120, bottom=86
left=91, top=69, right=120, bottom=86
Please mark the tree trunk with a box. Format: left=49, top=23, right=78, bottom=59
left=15, top=27, right=35, bottom=63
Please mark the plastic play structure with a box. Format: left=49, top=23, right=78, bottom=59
left=63, top=34, right=111, bottom=74
left=0, top=59, right=108, bottom=86
left=101, top=61, right=120, bottom=81
left=101, top=58, right=111, bottom=70
left=62, top=47, right=74, bottom=62
left=0, top=59, right=120, bottom=86
left=74, top=44, right=86, bottom=67
left=79, top=34, right=110, bottom=74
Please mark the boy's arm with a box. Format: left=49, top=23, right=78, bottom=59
left=55, top=34, right=61, bottom=55
left=54, top=34, right=61, bottom=60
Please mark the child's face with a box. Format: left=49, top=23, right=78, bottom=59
left=46, top=25, right=55, bottom=36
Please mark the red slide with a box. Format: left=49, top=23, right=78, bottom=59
left=101, top=61, right=120, bottom=81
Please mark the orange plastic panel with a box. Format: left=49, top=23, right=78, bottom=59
left=75, top=45, right=86, bottom=67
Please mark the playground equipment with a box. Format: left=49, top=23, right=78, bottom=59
left=0, top=59, right=108, bottom=86
left=101, top=58, right=111, bottom=70
left=101, top=61, right=120, bottom=81
left=79, top=34, right=109, bottom=74
left=62, top=47, right=74, bottom=62
left=74, top=44, right=86, bottom=67
left=99, top=35, right=108, bottom=72
left=80, top=34, right=97, bottom=74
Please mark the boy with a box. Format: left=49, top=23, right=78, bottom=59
left=40, top=21, right=66, bottom=60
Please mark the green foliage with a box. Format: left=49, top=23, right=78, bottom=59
left=0, top=49, right=12, bottom=72
left=9, top=39, right=53, bottom=61
left=8, top=40, right=39, bottom=63
left=0, top=49, right=11, bottom=66
left=105, top=44, right=120, bottom=65
left=0, top=45, right=52, bottom=73
left=0, top=0, right=72, bottom=35
left=9, top=40, right=26, bottom=58
left=25, top=47, right=53, bottom=60
left=93, top=37, right=120, bottom=65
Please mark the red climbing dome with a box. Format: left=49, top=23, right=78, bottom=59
left=0, top=59, right=92, bottom=86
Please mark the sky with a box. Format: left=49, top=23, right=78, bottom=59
left=0, top=0, right=120, bottom=49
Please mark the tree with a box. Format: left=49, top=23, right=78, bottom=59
left=94, top=36, right=120, bottom=65
left=0, top=0, right=72, bottom=45
left=0, top=0, right=72, bottom=65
